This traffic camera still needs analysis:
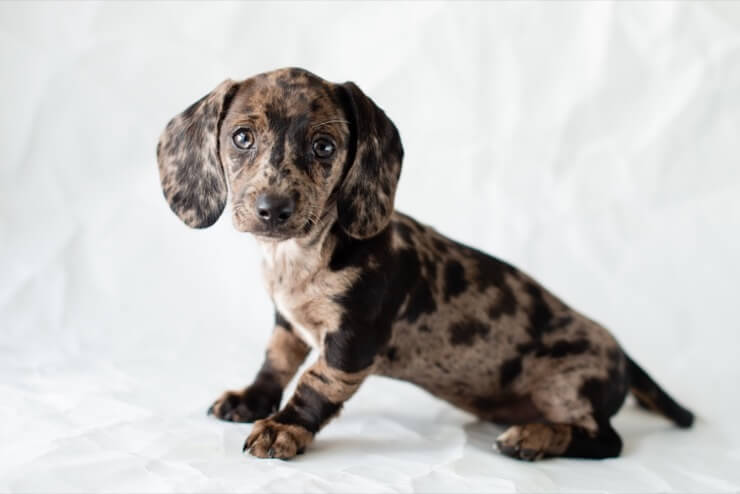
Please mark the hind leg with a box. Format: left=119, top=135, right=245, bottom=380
left=496, top=421, right=622, bottom=460
left=496, top=359, right=627, bottom=460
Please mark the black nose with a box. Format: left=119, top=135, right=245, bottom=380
left=256, top=193, right=295, bottom=226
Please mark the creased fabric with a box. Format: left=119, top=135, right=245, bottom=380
left=1, top=1, right=739, bottom=492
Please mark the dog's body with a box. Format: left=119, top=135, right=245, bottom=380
left=157, top=68, right=693, bottom=461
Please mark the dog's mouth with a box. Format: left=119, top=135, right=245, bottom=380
left=236, top=218, right=315, bottom=241
left=252, top=230, right=297, bottom=241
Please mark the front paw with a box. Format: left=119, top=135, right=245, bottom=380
left=207, top=387, right=280, bottom=423
left=244, top=418, right=313, bottom=459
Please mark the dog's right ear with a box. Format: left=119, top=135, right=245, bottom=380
left=156, top=79, right=240, bottom=228
left=336, top=82, right=404, bottom=239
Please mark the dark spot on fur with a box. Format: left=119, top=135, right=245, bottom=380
left=265, top=103, right=290, bottom=166
left=607, top=347, right=621, bottom=366
left=393, top=221, right=414, bottom=244
left=474, top=397, right=498, bottom=410
left=487, top=285, right=517, bottom=319
left=476, top=256, right=516, bottom=290
left=328, top=230, right=400, bottom=372
left=275, top=311, right=292, bottom=332
left=581, top=348, right=631, bottom=424
left=535, top=339, right=590, bottom=358
left=386, top=346, right=398, bottom=362
left=516, top=341, right=539, bottom=354
left=168, top=152, right=226, bottom=227
left=418, top=324, right=431, bottom=333
left=338, top=201, right=358, bottom=234
left=328, top=223, right=388, bottom=271
left=289, top=67, right=305, bottom=79
left=423, top=257, right=437, bottom=284
left=551, top=315, right=574, bottom=329
left=434, top=362, right=449, bottom=373
left=396, top=249, right=437, bottom=323
left=580, top=376, right=625, bottom=423
left=449, top=318, right=489, bottom=346
left=524, top=282, right=555, bottom=338
left=381, top=180, right=391, bottom=197
left=474, top=394, right=542, bottom=424
left=324, top=326, right=377, bottom=373
left=443, top=260, right=467, bottom=301
left=499, top=357, right=523, bottom=387
left=563, top=423, right=624, bottom=459
left=437, top=244, right=522, bottom=327
left=358, top=146, right=379, bottom=174
left=432, top=238, right=448, bottom=253
left=308, top=370, right=330, bottom=384
left=273, top=383, right=341, bottom=434
left=287, top=113, right=311, bottom=173
left=401, top=281, right=436, bottom=324
left=378, top=201, right=388, bottom=218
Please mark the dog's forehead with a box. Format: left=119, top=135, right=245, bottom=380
left=232, top=68, right=339, bottom=120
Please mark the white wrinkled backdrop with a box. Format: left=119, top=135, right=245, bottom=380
left=1, top=1, right=739, bottom=492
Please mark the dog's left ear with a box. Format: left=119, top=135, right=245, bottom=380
left=336, top=82, right=403, bottom=239
left=156, top=79, right=240, bottom=229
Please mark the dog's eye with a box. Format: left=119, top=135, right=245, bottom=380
left=312, top=137, right=335, bottom=159
left=232, top=128, right=254, bottom=150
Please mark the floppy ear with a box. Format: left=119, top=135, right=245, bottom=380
left=156, top=79, right=239, bottom=228
left=337, top=82, right=404, bottom=239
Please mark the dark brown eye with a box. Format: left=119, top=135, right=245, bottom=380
left=312, top=137, right=335, bottom=159
left=232, top=127, right=254, bottom=150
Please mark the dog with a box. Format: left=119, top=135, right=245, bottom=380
left=156, top=67, right=693, bottom=461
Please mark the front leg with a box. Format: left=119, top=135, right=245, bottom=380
left=244, top=356, right=372, bottom=459
left=208, top=312, right=310, bottom=422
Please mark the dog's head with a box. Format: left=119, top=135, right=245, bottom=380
left=157, top=68, right=403, bottom=240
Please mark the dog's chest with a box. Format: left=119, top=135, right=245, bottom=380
left=260, top=240, right=350, bottom=349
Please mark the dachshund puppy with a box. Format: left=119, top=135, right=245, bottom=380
left=156, top=68, right=693, bottom=461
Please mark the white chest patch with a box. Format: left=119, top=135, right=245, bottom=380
left=273, top=295, right=320, bottom=348
left=259, top=238, right=338, bottom=350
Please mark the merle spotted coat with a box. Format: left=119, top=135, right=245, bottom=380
left=157, top=68, right=693, bottom=461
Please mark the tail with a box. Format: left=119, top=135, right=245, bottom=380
left=626, top=355, right=694, bottom=428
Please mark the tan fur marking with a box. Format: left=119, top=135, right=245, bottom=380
left=630, top=387, right=662, bottom=413
left=246, top=418, right=313, bottom=459
left=266, top=325, right=311, bottom=387
left=302, top=360, right=372, bottom=404
left=496, top=423, right=573, bottom=460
